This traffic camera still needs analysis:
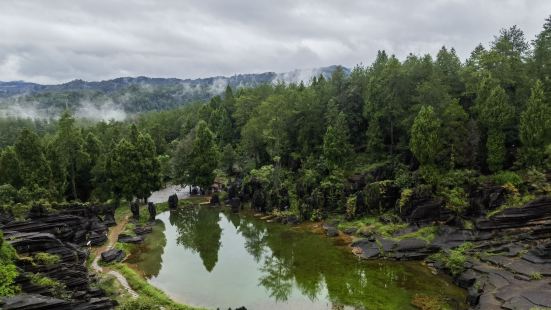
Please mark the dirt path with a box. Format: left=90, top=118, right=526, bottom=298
left=91, top=215, right=139, bottom=299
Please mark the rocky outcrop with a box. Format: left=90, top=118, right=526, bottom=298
left=352, top=196, right=551, bottom=309
left=0, top=204, right=116, bottom=309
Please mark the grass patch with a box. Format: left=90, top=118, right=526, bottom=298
left=411, top=294, right=451, bottom=310
left=111, top=263, right=201, bottom=310
left=429, top=242, right=474, bottom=276
left=33, top=252, right=60, bottom=266
left=394, top=225, right=438, bottom=243
left=29, top=273, right=68, bottom=299
left=530, top=272, right=543, bottom=280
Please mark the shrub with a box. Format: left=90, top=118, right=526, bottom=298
left=30, top=273, right=67, bottom=298
left=0, top=184, right=18, bottom=204
left=398, top=188, right=413, bottom=213
left=0, top=231, right=20, bottom=296
left=530, top=272, right=543, bottom=280
left=493, top=171, right=522, bottom=187
left=440, top=187, right=468, bottom=214
left=430, top=242, right=473, bottom=276
left=34, top=252, right=60, bottom=266
left=345, top=195, right=357, bottom=220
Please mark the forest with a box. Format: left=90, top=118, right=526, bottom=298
left=0, top=16, right=551, bottom=309
left=0, top=19, right=549, bottom=215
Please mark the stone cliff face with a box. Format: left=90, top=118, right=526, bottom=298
left=0, top=204, right=116, bottom=310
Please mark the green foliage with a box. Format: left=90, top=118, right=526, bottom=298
left=492, top=171, right=523, bottom=187
left=398, top=188, right=413, bottom=212
left=33, top=252, right=60, bottom=266
left=530, top=272, right=543, bottom=280
left=188, top=121, right=218, bottom=189
left=410, top=105, right=441, bottom=165
left=439, top=187, right=468, bottom=214
left=323, top=112, right=352, bottom=171
left=519, top=80, right=551, bottom=167
left=0, top=231, right=20, bottom=296
left=0, top=184, right=18, bottom=204
left=430, top=242, right=474, bottom=276
left=29, top=273, right=68, bottom=299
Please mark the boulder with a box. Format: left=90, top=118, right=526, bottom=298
left=147, top=202, right=156, bottom=222
left=210, top=193, right=220, bottom=206
left=130, top=201, right=140, bottom=221
left=100, top=249, right=125, bottom=263
left=117, top=234, right=143, bottom=244
left=134, top=225, right=152, bottom=235
left=168, top=194, right=179, bottom=209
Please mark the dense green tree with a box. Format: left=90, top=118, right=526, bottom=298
left=53, top=111, right=89, bottom=200
left=519, top=80, right=551, bottom=166
left=14, top=128, right=52, bottom=190
left=134, top=132, right=161, bottom=201
left=323, top=112, right=352, bottom=171
left=188, top=121, right=218, bottom=190
left=0, top=147, right=22, bottom=188
left=410, top=106, right=441, bottom=166
left=441, top=100, right=470, bottom=168
left=533, top=16, right=551, bottom=95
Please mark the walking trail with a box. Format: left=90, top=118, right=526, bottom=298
left=91, top=215, right=139, bottom=299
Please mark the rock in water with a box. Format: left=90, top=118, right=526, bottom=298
left=168, top=194, right=178, bottom=209
left=148, top=202, right=156, bottom=221
left=210, top=193, right=220, bottom=206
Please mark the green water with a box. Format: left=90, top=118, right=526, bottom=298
left=126, top=207, right=467, bottom=309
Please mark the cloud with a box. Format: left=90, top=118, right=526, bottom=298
left=0, top=0, right=549, bottom=83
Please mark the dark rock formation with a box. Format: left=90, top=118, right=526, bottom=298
left=147, top=202, right=156, bottom=222
left=130, top=201, right=140, bottom=221
left=210, top=193, right=220, bottom=206
left=101, top=249, right=125, bottom=263
left=230, top=197, right=241, bottom=213
left=168, top=194, right=178, bottom=209
left=117, top=234, right=143, bottom=244
left=134, top=225, right=152, bottom=235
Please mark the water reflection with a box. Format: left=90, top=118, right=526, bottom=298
left=129, top=207, right=467, bottom=309
left=169, top=208, right=222, bottom=272
left=126, top=219, right=167, bottom=278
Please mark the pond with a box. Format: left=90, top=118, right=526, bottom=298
left=126, top=207, right=467, bottom=309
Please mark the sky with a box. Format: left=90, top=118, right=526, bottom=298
left=0, top=0, right=549, bottom=84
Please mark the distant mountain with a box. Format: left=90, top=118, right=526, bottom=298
left=0, top=65, right=348, bottom=120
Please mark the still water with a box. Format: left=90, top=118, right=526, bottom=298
left=126, top=207, right=466, bottom=309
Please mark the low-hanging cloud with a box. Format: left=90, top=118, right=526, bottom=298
left=0, top=0, right=550, bottom=84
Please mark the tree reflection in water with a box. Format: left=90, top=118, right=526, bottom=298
left=170, top=207, right=222, bottom=272
left=125, top=219, right=167, bottom=278
left=160, top=207, right=466, bottom=309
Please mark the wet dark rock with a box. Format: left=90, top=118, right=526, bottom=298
left=147, top=202, right=156, bottom=222
left=168, top=194, right=179, bottom=209
left=100, top=249, right=125, bottom=263
left=28, top=204, right=49, bottom=219
left=117, top=234, right=143, bottom=243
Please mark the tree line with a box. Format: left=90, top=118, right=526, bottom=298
left=0, top=18, right=550, bottom=215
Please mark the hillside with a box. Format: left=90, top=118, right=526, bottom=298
left=0, top=66, right=347, bottom=120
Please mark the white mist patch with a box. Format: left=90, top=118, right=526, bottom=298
left=208, top=78, right=228, bottom=95
left=0, top=103, right=50, bottom=119
left=273, top=68, right=326, bottom=85
left=75, top=100, right=127, bottom=121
